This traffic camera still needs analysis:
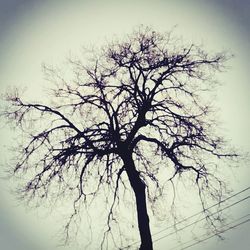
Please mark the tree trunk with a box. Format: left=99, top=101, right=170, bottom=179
left=122, top=154, right=153, bottom=250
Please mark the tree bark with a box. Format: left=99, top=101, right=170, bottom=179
left=122, top=154, right=153, bottom=250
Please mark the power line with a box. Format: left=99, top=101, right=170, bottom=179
left=168, top=213, right=249, bottom=250
left=174, top=218, right=250, bottom=250
left=122, top=186, right=250, bottom=249
left=153, top=195, right=249, bottom=243
left=153, top=186, right=250, bottom=237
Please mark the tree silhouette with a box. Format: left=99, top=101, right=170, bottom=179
left=2, top=27, right=238, bottom=249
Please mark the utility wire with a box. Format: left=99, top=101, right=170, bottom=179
left=153, top=195, right=249, bottom=243
left=168, top=213, right=250, bottom=250
left=122, top=186, right=250, bottom=249
left=174, top=218, right=250, bottom=250
left=153, top=186, right=250, bottom=237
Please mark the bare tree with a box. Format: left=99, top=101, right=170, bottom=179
left=2, top=27, right=238, bottom=249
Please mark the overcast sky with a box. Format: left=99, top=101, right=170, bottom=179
left=0, top=1, right=249, bottom=250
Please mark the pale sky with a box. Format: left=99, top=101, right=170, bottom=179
left=0, top=1, right=249, bottom=250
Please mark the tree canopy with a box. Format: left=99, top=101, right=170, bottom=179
left=2, top=27, right=238, bottom=249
